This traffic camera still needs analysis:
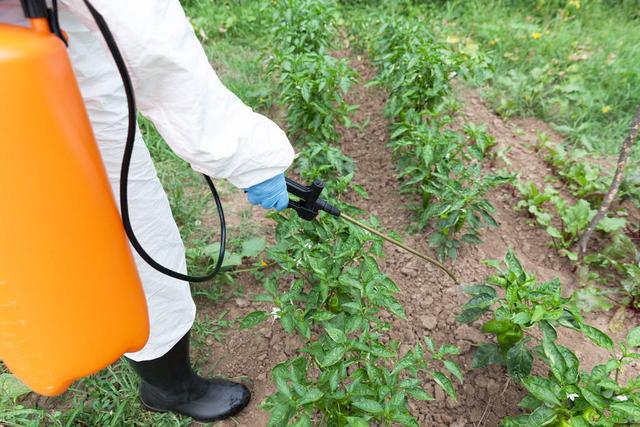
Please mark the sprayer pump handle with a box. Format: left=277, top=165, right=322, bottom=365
left=285, top=177, right=340, bottom=221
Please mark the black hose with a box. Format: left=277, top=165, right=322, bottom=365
left=82, top=0, right=225, bottom=282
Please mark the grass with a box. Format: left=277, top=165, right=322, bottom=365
left=429, top=0, right=640, bottom=156
left=1, top=362, right=190, bottom=426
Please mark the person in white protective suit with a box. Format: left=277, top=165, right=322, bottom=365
left=1, top=0, right=294, bottom=421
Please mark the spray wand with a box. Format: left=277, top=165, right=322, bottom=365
left=285, top=178, right=458, bottom=284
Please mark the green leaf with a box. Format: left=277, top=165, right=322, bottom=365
left=505, top=250, right=525, bottom=279
left=456, top=307, right=488, bottom=324
left=352, top=398, right=383, bottom=414
left=560, top=249, right=578, bottom=261
left=596, top=217, right=626, bottom=233
left=406, top=387, right=434, bottom=401
left=222, top=252, right=243, bottom=267
left=254, top=294, right=274, bottom=303
left=482, top=319, right=514, bottom=334
left=538, top=321, right=557, bottom=341
left=530, top=305, right=546, bottom=323
left=527, top=406, right=557, bottom=426
left=267, top=402, right=293, bottom=427
left=557, top=345, right=579, bottom=384
left=392, top=412, right=419, bottom=427
left=239, top=311, right=269, bottom=329
left=578, top=386, right=607, bottom=411
left=432, top=371, right=456, bottom=400
left=439, top=344, right=462, bottom=356
left=423, top=336, right=436, bottom=353
left=390, top=126, right=408, bottom=140
left=298, top=388, right=323, bottom=405
left=542, top=335, right=566, bottom=383
left=319, top=347, right=346, bottom=368
left=472, top=343, right=504, bottom=368
left=518, top=394, right=543, bottom=410
left=346, top=417, right=370, bottom=427
left=399, top=378, right=421, bottom=389
left=522, top=377, right=560, bottom=406
left=546, top=226, right=562, bottom=239
left=461, top=233, right=483, bottom=244
left=443, top=360, right=464, bottom=383
left=0, top=374, right=30, bottom=400
left=512, top=312, right=532, bottom=326
left=568, top=416, right=590, bottom=427
left=580, top=324, right=614, bottom=352
left=464, top=293, right=499, bottom=310
left=507, top=341, right=533, bottom=380
left=611, top=401, right=640, bottom=420
left=301, top=81, right=311, bottom=102
left=271, top=364, right=291, bottom=396
left=627, top=326, right=640, bottom=348
left=241, top=237, right=267, bottom=258
left=461, top=284, right=498, bottom=297
left=324, top=326, right=346, bottom=344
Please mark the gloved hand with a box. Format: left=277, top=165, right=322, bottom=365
left=245, top=173, right=289, bottom=211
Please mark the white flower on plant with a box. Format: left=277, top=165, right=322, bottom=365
left=567, top=393, right=579, bottom=402
left=270, top=307, right=281, bottom=320
left=615, top=395, right=628, bottom=402
left=304, top=242, right=312, bottom=249
left=295, top=259, right=302, bottom=268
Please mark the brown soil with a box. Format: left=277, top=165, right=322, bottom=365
left=184, top=54, right=638, bottom=427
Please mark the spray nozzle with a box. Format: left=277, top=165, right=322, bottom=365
left=286, top=178, right=341, bottom=220
left=284, top=178, right=457, bottom=283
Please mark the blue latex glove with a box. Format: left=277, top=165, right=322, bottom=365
left=245, top=173, right=289, bottom=211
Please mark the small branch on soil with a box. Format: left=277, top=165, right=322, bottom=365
left=576, top=104, right=640, bottom=258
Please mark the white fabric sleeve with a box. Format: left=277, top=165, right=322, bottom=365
left=60, top=0, right=294, bottom=188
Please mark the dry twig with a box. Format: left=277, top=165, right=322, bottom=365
left=576, top=105, right=640, bottom=258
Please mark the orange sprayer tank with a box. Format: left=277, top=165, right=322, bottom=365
left=0, top=19, right=149, bottom=396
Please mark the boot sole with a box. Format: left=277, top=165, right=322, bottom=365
left=139, top=393, right=251, bottom=423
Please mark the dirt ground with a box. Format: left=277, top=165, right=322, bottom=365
left=195, top=54, right=639, bottom=427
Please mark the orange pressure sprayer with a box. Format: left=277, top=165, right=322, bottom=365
left=0, top=0, right=149, bottom=395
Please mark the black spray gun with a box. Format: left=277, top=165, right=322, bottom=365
left=285, top=178, right=458, bottom=284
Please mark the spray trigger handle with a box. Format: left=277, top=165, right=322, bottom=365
left=285, top=178, right=340, bottom=221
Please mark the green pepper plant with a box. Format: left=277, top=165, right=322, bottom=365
left=244, top=213, right=462, bottom=426
left=457, top=250, right=611, bottom=380
left=501, top=327, right=640, bottom=427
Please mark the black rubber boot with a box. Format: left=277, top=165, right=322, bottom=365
left=125, top=331, right=250, bottom=422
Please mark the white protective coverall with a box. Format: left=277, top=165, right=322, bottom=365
left=0, top=0, right=294, bottom=361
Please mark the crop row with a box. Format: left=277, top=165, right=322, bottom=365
left=241, top=1, right=463, bottom=426
left=350, top=11, right=511, bottom=260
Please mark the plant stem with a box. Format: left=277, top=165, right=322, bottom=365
left=576, top=104, right=640, bottom=258
left=340, top=213, right=459, bottom=284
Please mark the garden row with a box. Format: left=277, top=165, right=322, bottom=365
left=347, top=6, right=511, bottom=261
left=241, top=1, right=463, bottom=426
